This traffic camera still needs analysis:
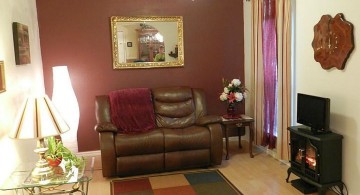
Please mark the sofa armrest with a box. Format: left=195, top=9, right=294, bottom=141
left=196, top=115, right=222, bottom=126
left=207, top=123, right=223, bottom=165
left=98, top=132, right=117, bottom=177
left=94, top=122, right=118, bottom=133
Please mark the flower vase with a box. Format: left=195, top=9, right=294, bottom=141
left=227, top=103, right=236, bottom=117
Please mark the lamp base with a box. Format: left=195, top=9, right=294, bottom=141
left=31, top=147, right=54, bottom=183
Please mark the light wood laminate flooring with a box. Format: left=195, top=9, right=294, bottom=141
left=87, top=139, right=338, bottom=195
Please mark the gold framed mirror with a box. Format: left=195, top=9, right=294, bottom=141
left=110, top=16, right=184, bottom=69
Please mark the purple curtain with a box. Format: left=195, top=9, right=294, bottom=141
left=261, top=0, right=277, bottom=149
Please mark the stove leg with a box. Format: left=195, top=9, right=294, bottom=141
left=318, top=188, right=326, bottom=195
left=286, top=168, right=291, bottom=183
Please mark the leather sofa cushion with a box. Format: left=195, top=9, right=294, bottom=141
left=116, top=154, right=164, bottom=176
left=115, top=130, right=164, bottom=156
left=163, top=126, right=210, bottom=152
left=153, top=87, right=196, bottom=128
left=165, top=149, right=210, bottom=171
left=152, top=87, right=193, bottom=103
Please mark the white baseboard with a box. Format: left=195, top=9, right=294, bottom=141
left=75, top=145, right=291, bottom=166
left=76, top=150, right=101, bottom=157
left=254, top=145, right=290, bottom=166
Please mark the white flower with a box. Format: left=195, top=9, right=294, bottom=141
left=243, top=92, right=247, bottom=99
left=219, top=93, right=228, bottom=101
left=223, top=87, right=229, bottom=94
left=234, top=92, right=243, bottom=102
left=231, top=79, right=241, bottom=87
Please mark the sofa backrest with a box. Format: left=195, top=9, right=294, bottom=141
left=95, top=86, right=209, bottom=130
left=95, top=95, right=112, bottom=123
left=152, top=86, right=207, bottom=128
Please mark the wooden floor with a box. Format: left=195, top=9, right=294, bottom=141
left=87, top=139, right=337, bottom=195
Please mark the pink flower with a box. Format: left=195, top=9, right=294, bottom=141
left=227, top=92, right=237, bottom=103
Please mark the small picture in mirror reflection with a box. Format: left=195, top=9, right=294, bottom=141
left=154, top=45, right=165, bottom=62
left=127, top=42, right=132, bottom=47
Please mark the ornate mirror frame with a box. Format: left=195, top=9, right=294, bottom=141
left=111, top=16, right=184, bottom=69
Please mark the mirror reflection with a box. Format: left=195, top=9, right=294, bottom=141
left=111, top=16, right=184, bottom=69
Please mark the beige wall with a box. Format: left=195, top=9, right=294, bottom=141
left=296, top=0, right=359, bottom=194
left=244, top=0, right=358, bottom=193
left=0, top=0, right=44, bottom=187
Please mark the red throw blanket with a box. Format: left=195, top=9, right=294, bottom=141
left=109, top=88, right=156, bottom=133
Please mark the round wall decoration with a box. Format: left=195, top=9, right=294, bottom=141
left=312, top=13, right=354, bottom=70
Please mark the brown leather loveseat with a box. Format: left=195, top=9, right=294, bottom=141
left=95, top=86, right=223, bottom=177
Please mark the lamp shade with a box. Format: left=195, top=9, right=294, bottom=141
left=9, top=95, right=70, bottom=139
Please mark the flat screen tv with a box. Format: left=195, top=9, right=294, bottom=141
left=297, top=93, right=330, bottom=133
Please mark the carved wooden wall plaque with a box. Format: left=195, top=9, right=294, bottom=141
left=312, top=13, right=354, bottom=70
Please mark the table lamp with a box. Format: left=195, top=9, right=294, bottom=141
left=9, top=95, right=70, bottom=183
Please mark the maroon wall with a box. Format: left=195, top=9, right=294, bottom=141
left=36, top=0, right=244, bottom=152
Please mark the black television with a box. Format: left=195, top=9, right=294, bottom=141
left=297, top=93, right=330, bottom=134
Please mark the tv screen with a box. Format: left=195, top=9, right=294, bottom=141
left=297, top=93, right=330, bottom=133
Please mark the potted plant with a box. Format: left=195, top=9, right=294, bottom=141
left=45, top=136, right=65, bottom=167
left=45, top=136, right=85, bottom=169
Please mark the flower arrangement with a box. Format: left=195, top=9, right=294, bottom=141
left=219, top=78, right=247, bottom=104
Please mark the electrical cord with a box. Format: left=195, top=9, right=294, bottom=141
left=328, top=182, right=348, bottom=195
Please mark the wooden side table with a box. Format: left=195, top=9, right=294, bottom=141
left=221, top=116, right=255, bottom=160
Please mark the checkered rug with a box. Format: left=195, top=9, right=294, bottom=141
left=111, top=169, right=242, bottom=195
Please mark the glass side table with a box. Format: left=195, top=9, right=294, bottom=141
left=0, top=156, right=95, bottom=195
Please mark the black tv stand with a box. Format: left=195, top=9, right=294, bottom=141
left=297, top=126, right=331, bottom=135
